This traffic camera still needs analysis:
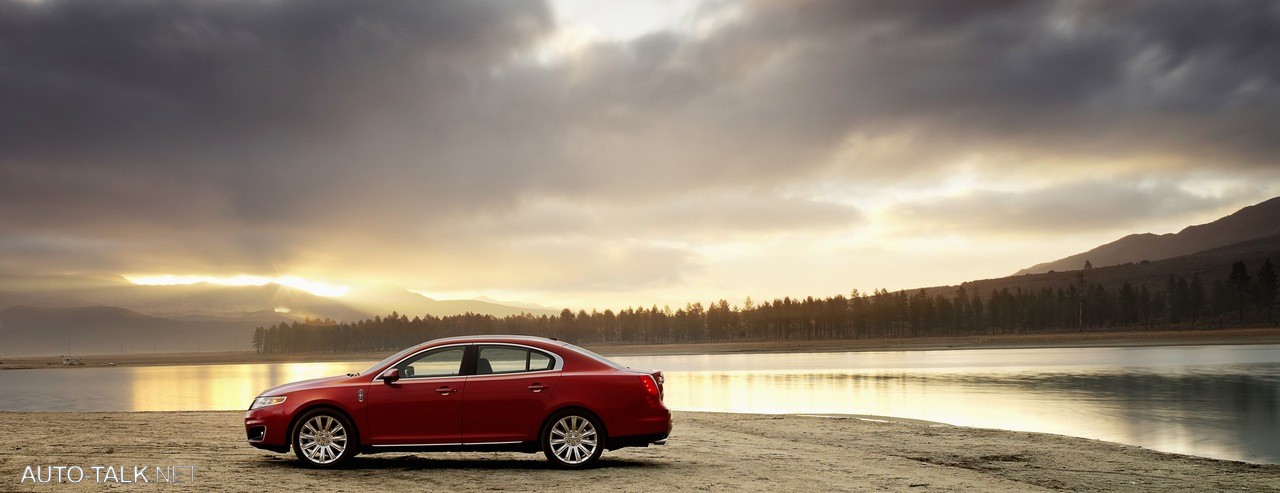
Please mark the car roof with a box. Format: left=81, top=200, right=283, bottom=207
left=421, top=334, right=566, bottom=345
left=377, top=335, right=625, bottom=373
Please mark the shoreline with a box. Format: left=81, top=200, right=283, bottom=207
left=4, top=327, right=1279, bottom=370
left=586, top=326, right=1280, bottom=356
left=1, top=410, right=1275, bottom=491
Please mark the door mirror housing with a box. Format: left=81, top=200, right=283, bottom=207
left=379, top=368, right=400, bottom=383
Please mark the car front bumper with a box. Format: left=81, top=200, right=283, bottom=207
left=245, top=405, right=291, bottom=453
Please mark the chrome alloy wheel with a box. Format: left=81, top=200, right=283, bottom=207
left=298, top=415, right=348, bottom=465
left=549, top=415, right=598, bottom=465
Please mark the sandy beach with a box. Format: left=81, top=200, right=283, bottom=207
left=0, top=411, right=1276, bottom=492
left=4, top=327, right=1279, bottom=371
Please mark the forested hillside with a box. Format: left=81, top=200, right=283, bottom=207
left=1018, top=197, right=1280, bottom=274
left=253, top=257, right=1279, bottom=354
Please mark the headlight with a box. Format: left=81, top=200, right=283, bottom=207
left=250, top=396, right=287, bottom=410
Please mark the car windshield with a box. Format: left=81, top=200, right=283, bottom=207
left=356, top=345, right=422, bottom=376
left=562, top=342, right=628, bottom=370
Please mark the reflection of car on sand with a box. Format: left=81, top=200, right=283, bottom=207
left=245, top=335, right=671, bottom=468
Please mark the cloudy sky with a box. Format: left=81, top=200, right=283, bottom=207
left=2, top=0, right=1278, bottom=309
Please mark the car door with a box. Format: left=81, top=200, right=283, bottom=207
left=365, top=345, right=469, bottom=445
left=462, top=345, right=562, bottom=443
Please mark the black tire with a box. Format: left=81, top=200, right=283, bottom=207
left=541, top=410, right=606, bottom=468
left=291, top=408, right=358, bottom=468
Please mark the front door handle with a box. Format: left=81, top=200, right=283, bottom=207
left=527, top=383, right=545, bottom=393
left=435, top=386, right=455, bottom=395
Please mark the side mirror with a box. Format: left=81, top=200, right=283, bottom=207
left=380, top=368, right=401, bottom=383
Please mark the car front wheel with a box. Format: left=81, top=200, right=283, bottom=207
left=542, top=411, right=605, bottom=468
left=292, top=409, right=357, bottom=468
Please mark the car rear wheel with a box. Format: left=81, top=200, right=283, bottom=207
left=292, top=409, right=357, bottom=468
left=542, top=411, right=605, bottom=468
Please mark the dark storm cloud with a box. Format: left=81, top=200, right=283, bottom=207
left=0, top=0, right=554, bottom=275
left=0, top=0, right=553, bottom=217
left=0, top=0, right=551, bottom=160
left=1, top=0, right=1278, bottom=288
left=674, top=0, right=1280, bottom=173
left=499, top=0, right=1280, bottom=203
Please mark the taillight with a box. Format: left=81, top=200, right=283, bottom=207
left=642, top=371, right=664, bottom=401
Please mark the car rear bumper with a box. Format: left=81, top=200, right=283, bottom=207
left=604, top=404, right=671, bottom=450
left=608, top=431, right=670, bottom=450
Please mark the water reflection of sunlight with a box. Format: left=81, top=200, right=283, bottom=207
left=657, top=366, right=1280, bottom=463
left=127, top=362, right=370, bottom=411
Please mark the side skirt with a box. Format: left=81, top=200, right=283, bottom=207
left=362, top=441, right=541, bottom=454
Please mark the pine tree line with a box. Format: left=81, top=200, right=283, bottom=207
left=253, top=259, right=1279, bottom=354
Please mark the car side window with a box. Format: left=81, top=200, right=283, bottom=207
left=529, top=350, right=553, bottom=371
left=397, top=346, right=465, bottom=378
left=476, top=346, right=556, bottom=374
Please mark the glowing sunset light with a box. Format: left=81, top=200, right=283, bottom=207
left=3, top=0, right=1279, bottom=311
left=123, top=274, right=351, bottom=298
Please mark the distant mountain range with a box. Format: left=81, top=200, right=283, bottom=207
left=0, top=278, right=556, bottom=322
left=0, top=305, right=257, bottom=356
left=936, top=232, right=1280, bottom=299
left=0, top=278, right=558, bottom=357
left=930, top=196, right=1280, bottom=297
left=1016, top=196, right=1280, bottom=275
left=343, top=285, right=557, bottom=319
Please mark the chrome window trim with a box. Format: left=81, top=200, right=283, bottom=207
left=377, top=375, right=468, bottom=385
left=369, top=341, right=564, bottom=384
left=464, top=368, right=561, bottom=380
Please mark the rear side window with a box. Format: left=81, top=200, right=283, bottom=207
left=529, top=351, right=553, bottom=371
left=476, top=346, right=557, bottom=374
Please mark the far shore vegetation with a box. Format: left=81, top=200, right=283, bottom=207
left=252, top=259, right=1279, bottom=355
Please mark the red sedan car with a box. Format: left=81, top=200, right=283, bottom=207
left=245, top=335, right=671, bottom=468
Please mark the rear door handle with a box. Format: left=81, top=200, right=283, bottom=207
left=435, top=386, right=455, bottom=395
left=527, top=383, right=545, bottom=392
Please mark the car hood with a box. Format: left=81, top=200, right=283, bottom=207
left=258, top=375, right=352, bottom=396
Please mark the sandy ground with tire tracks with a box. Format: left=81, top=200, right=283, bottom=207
left=0, top=411, right=1276, bottom=492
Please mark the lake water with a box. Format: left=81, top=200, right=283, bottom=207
left=1, top=344, right=1277, bottom=464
